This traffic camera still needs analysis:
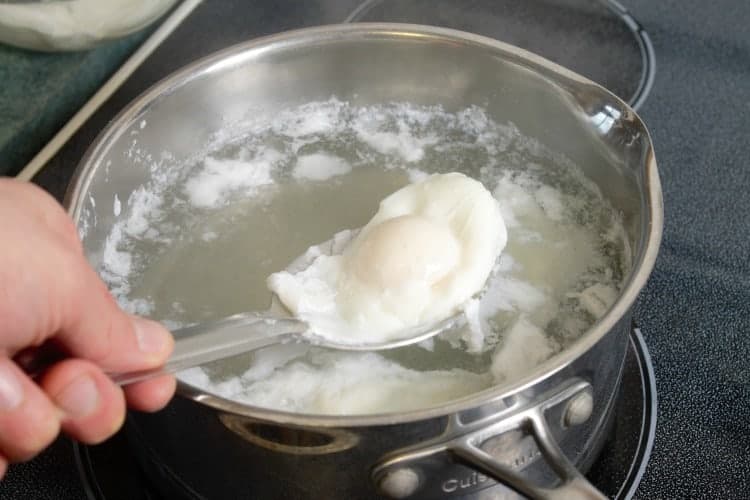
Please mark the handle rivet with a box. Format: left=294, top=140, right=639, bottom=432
left=378, top=468, right=420, bottom=498
left=564, top=390, right=594, bottom=427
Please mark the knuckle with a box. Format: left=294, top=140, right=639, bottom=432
left=57, top=254, right=89, bottom=319
left=4, top=411, right=60, bottom=462
left=85, top=315, right=118, bottom=365
left=58, top=216, right=84, bottom=253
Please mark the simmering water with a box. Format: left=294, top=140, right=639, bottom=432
left=95, top=100, right=630, bottom=415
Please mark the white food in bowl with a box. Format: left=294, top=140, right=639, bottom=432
left=267, top=173, right=507, bottom=344
left=0, top=0, right=176, bottom=51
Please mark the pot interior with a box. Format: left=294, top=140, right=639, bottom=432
left=70, top=25, right=656, bottom=418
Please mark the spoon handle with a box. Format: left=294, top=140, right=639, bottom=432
left=111, top=314, right=308, bottom=385
left=14, top=314, right=307, bottom=386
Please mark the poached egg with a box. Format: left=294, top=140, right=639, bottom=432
left=267, top=172, right=507, bottom=344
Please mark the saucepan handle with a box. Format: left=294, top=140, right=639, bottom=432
left=452, top=411, right=607, bottom=500
left=372, top=379, right=607, bottom=500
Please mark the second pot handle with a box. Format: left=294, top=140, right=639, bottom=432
left=373, top=379, right=607, bottom=500
left=452, top=411, right=606, bottom=500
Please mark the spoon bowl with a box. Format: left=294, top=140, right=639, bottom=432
left=111, top=226, right=476, bottom=385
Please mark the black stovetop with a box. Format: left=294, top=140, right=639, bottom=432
left=2, top=1, right=749, bottom=498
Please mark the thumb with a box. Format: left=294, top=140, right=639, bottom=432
left=57, top=260, right=173, bottom=374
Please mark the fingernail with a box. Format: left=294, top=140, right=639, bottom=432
left=54, top=375, right=99, bottom=418
left=132, top=317, right=171, bottom=355
left=0, top=361, right=24, bottom=411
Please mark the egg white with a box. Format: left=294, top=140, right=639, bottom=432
left=267, top=172, right=507, bottom=344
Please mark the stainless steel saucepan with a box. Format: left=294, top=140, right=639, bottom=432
left=65, top=24, right=662, bottom=499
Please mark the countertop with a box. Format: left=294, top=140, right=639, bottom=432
left=0, top=29, right=151, bottom=177
left=1, top=0, right=749, bottom=498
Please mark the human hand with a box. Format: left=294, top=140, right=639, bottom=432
left=0, top=178, right=175, bottom=477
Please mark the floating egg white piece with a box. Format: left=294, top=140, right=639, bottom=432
left=267, top=172, right=507, bottom=344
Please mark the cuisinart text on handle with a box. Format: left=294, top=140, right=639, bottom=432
left=442, top=471, right=490, bottom=493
